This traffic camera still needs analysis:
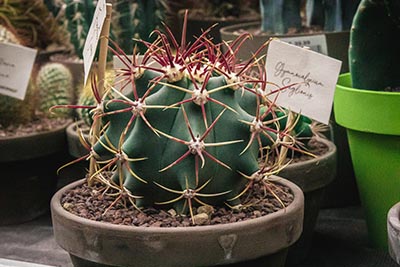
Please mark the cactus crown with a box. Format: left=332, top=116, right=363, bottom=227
left=64, top=11, right=314, bottom=222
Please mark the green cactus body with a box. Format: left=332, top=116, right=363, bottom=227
left=36, top=63, right=74, bottom=117
left=92, top=70, right=260, bottom=211
left=349, top=0, right=400, bottom=90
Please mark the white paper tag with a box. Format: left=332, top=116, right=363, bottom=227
left=280, top=34, right=328, bottom=55
left=83, top=0, right=107, bottom=85
left=266, top=39, right=341, bottom=124
left=0, top=43, right=37, bottom=100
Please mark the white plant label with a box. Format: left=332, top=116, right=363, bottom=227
left=83, top=0, right=106, bottom=85
left=266, top=39, right=341, bottom=124
left=0, top=43, right=37, bottom=100
left=280, top=34, right=328, bottom=55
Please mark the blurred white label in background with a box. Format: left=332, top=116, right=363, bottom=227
left=0, top=43, right=37, bottom=100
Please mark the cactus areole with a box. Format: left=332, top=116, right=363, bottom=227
left=65, top=11, right=310, bottom=220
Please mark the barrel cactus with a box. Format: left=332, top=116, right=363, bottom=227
left=36, top=62, right=74, bottom=117
left=64, top=12, right=314, bottom=221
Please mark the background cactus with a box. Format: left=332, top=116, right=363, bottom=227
left=36, top=62, right=74, bottom=117
left=113, top=0, right=167, bottom=55
left=76, top=70, right=115, bottom=126
left=62, top=0, right=96, bottom=59
left=58, top=0, right=167, bottom=58
left=349, top=0, right=400, bottom=91
left=64, top=14, right=315, bottom=221
left=0, top=0, right=68, bottom=50
left=0, top=83, right=36, bottom=127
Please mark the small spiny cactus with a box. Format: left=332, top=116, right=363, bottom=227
left=36, top=62, right=74, bottom=117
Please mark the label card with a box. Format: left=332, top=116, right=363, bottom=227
left=0, top=43, right=37, bottom=100
left=279, top=34, right=328, bottom=55
left=266, top=39, right=341, bottom=124
left=83, top=0, right=107, bottom=85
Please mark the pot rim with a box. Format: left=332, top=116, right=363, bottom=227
left=280, top=137, right=337, bottom=192
left=334, top=73, right=400, bottom=135
left=51, top=176, right=304, bottom=234
left=0, top=119, right=71, bottom=162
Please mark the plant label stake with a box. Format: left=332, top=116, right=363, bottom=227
left=265, top=39, right=341, bottom=125
left=84, top=1, right=112, bottom=180
left=82, top=0, right=107, bottom=86
left=0, top=43, right=37, bottom=100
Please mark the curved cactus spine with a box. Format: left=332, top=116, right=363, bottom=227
left=349, top=0, right=400, bottom=90
left=36, top=63, right=74, bottom=117
left=62, top=12, right=314, bottom=222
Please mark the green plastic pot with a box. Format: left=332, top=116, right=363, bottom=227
left=334, top=73, right=400, bottom=249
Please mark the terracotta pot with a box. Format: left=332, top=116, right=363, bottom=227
left=0, top=120, right=71, bottom=225
left=51, top=177, right=304, bottom=267
left=277, top=138, right=337, bottom=265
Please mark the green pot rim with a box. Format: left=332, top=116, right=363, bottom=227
left=334, top=73, right=400, bottom=135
